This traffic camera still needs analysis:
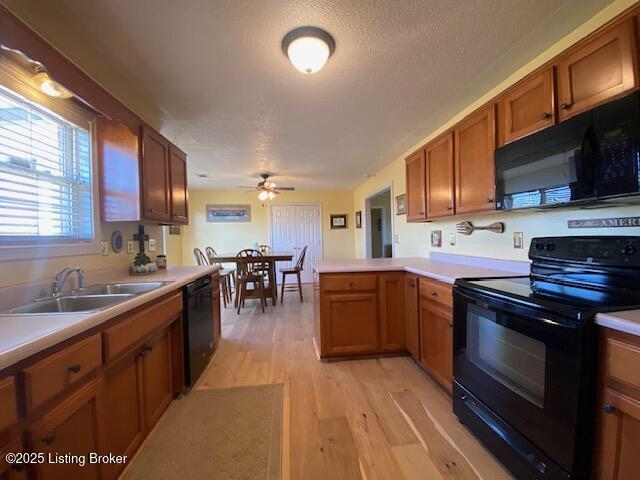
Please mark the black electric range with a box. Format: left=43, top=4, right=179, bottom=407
left=452, top=236, right=640, bottom=480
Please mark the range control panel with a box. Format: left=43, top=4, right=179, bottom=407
left=529, top=236, right=639, bottom=266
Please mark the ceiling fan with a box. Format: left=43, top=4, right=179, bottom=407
left=236, top=173, right=295, bottom=200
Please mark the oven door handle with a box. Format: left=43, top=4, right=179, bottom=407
left=462, top=394, right=548, bottom=475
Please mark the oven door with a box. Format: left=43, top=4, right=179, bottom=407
left=453, top=287, right=585, bottom=472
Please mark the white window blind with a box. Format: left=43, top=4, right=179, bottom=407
left=0, top=83, right=93, bottom=245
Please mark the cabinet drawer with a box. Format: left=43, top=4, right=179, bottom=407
left=0, top=376, right=18, bottom=431
left=103, top=292, right=182, bottom=362
left=418, top=277, right=453, bottom=307
left=23, top=334, right=101, bottom=413
left=606, top=336, right=640, bottom=390
left=322, top=274, right=377, bottom=292
left=1, top=437, right=27, bottom=480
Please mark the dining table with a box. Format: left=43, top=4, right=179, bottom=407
left=209, top=252, right=294, bottom=306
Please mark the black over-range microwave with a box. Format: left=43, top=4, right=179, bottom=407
left=495, top=91, right=640, bottom=211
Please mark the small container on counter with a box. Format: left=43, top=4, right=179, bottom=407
left=156, top=255, right=167, bottom=269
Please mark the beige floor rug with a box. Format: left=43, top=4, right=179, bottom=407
left=122, top=384, right=283, bottom=480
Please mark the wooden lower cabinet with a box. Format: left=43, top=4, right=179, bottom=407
left=404, top=274, right=420, bottom=360
left=212, top=274, right=222, bottom=346
left=379, top=273, right=405, bottom=351
left=419, top=298, right=453, bottom=392
left=102, top=351, right=145, bottom=479
left=141, top=329, right=173, bottom=430
left=321, top=291, right=379, bottom=356
left=596, top=328, right=640, bottom=479
left=0, top=438, right=28, bottom=480
left=28, top=379, right=104, bottom=480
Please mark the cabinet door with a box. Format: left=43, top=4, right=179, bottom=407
left=169, top=146, right=188, bottom=225
left=454, top=104, right=496, bottom=214
left=419, top=299, right=453, bottom=392
left=404, top=274, right=420, bottom=360
left=500, top=68, right=554, bottom=144
left=140, top=127, right=171, bottom=222
left=141, top=329, right=173, bottom=430
left=556, top=18, right=638, bottom=121
left=405, top=149, right=427, bottom=222
left=425, top=132, right=455, bottom=218
left=597, top=388, right=640, bottom=480
left=321, top=292, right=379, bottom=356
left=102, top=352, right=144, bottom=480
left=379, top=273, right=405, bottom=352
left=29, top=380, right=104, bottom=480
left=0, top=438, right=28, bottom=480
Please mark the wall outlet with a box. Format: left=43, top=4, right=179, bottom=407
left=513, top=232, right=524, bottom=249
left=100, top=240, right=109, bottom=256
left=394, top=234, right=400, bottom=244
left=127, top=240, right=135, bottom=254
left=449, top=233, right=456, bottom=246
left=149, top=238, right=156, bottom=252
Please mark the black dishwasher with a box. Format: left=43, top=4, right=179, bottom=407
left=183, top=275, right=214, bottom=386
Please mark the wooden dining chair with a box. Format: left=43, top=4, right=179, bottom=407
left=205, top=246, right=235, bottom=308
left=235, top=249, right=268, bottom=313
left=280, top=245, right=307, bottom=303
left=193, top=248, right=209, bottom=266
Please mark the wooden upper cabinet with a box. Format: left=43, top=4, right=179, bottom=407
left=169, top=146, right=189, bottom=224
left=556, top=18, right=638, bottom=121
left=140, top=126, right=172, bottom=223
left=405, top=149, right=427, bottom=222
left=454, top=103, right=496, bottom=214
left=97, top=118, right=141, bottom=222
left=500, top=68, right=555, bottom=145
left=425, top=132, right=455, bottom=218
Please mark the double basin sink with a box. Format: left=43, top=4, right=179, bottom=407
left=4, top=281, right=173, bottom=315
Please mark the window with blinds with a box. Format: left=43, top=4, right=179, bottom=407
left=0, top=83, right=93, bottom=245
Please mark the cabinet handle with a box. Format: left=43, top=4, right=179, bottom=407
left=41, top=433, right=55, bottom=445
left=420, top=211, right=425, bottom=215
left=139, top=346, right=153, bottom=357
left=447, top=205, right=453, bottom=210
left=430, top=291, right=438, bottom=296
left=540, top=112, right=551, bottom=120
left=449, top=320, right=453, bottom=327
left=485, top=197, right=494, bottom=204
left=11, top=462, right=24, bottom=472
left=68, top=364, right=81, bottom=374
left=559, top=102, right=571, bottom=110
left=408, top=280, right=415, bottom=287
left=348, top=282, right=354, bottom=287
left=603, top=403, right=615, bottom=414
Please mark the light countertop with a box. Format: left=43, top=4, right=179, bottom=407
left=595, top=310, right=640, bottom=337
left=312, top=256, right=528, bottom=284
left=0, top=266, right=216, bottom=371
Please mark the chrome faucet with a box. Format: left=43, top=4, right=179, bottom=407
left=51, top=266, right=85, bottom=297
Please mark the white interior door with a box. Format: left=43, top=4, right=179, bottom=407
left=270, top=204, right=322, bottom=284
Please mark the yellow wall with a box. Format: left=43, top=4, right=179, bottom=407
left=0, top=223, right=164, bottom=288
left=354, top=0, right=640, bottom=261
left=180, top=189, right=355, bottom=266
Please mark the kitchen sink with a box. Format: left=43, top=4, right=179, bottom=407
left=5, top=294, right=135, bottom=314
left=82, top=281, right=172, bottom=295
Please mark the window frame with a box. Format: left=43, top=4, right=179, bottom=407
left=0, top=57, right=101, bottom=261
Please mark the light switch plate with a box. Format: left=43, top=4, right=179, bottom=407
left=449, top=233, right=456, bottom=246
left=149, top=238, right=156, bottom=252
left=127, top=240, right=135, bottom=254
left=394, top=234, right=400, bottom=244
left=100, top=241, right=109, bottom=256
left=513, top=232, right=524, bottom=249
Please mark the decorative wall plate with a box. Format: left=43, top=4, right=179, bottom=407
left=111, top=230, right=124, bottom=253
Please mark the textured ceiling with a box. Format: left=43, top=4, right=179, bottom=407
left=5, top=0, right=613, bottom=189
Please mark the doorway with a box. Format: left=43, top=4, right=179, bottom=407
left=269, top=204, right=322, bottom=284
left=365, top=188, right=393, bottom=259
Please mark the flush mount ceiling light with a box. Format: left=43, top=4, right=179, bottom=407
left=282, top=26, right=335, bottom=74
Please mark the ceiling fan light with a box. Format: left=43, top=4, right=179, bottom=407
left=267, top=191, right=276, bottom=200
left=258, top=190, right=269, bottom=201
left=282, top=27, right=335, bottom=75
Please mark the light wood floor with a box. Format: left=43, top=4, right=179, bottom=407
left=195, top=285, right=512, bottom=480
